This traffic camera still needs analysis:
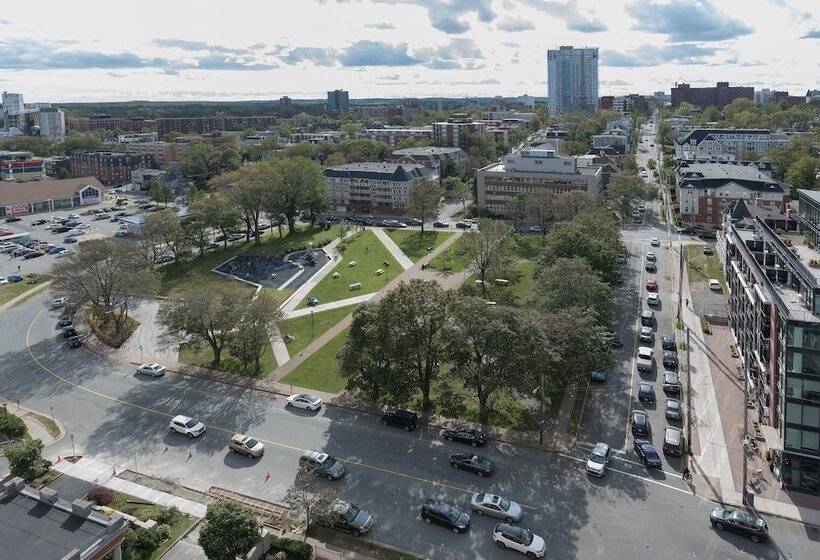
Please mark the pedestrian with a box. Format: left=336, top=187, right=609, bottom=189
left=682, top=464, right=692, bottom=483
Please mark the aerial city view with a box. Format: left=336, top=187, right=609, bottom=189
left=1, top=0, right=819, bottom=558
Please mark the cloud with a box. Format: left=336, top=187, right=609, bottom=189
left=601, top=43, right=719, bottom=67
left=600, top=79, right=633, bottom=86
left=193, top=54, right=277, bottom=71
left=800, top=28, right=820, bottom=39
left=247, top=43, right=266, bottom=50
left=371, top=0, right=495, bottom=34
left=0, top=39, right=170, bottom=70
left=525, top=0, right=607, bottom=32
left=282, top=47, right=339, bottom=66
left=379, top=74, right=401, bottom=80
left=497, top=18, right=534, bottom=32
left=338, top=41, right=418, bottom=66
left=448, top=78, right=500, bottom=85
left=153, top=38, right=249, bottom=55
left=365, top=22, right=396, bottom=29
left=107, top=72, right=127, bottom=78
left=501, top=41, right=520, bottom=48
left=625, top=1, right=753, bottom=41
left=0, top=18, right=9, bottom=25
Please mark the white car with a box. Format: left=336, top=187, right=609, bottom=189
left=638, top=346, right=654, bottom=360
left=650, top=238, right=660, bottom=247
left=55, top=250, right=72, bottom=258
left=287, top=393, right=323, bottom=411
left=137, top=363, right=167, bottom=377
left=168, top=415, right=205, bottom=438
left=647, top=292, right=660, bottom=306
left=645, top=251, right=656, bottom=262
left=709, top=279, right=722, bottom=291
left=0, top=276, right=7, bottom=286
left=51, top=297, right=68, bottom=308
left=586, top=442, right=612, bottom=477
left=492, top=523, right=546, bottom=558
left=470, top=493, right=523, bottom=522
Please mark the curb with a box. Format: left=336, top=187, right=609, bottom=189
left=0, top=400, right=66, bottom=446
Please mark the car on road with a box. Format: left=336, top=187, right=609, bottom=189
left=663, top=371, right=682, bottom=394
left=299, top=450, right=346, bottom=479
left=64, top=237, right=78, bottom=243
left=650, top=238, right=660, bottom=246
left=590, top=370, right=607, bottom=382
left=665, top=398, right=682, bottom=420
left=449, top=453, right=495, bottom=477
left=23, top=250, right=44, bottom=259
left=51, top=226, right=71, bottom=233
left=229, top=434, right=265, bottom=458
left=421, top=499, right=470, bottom=533
left=663, top=351, right=678, bottom=369
left=709, top=279, right=721, bottom=291
left=67, top=335, right=82, bottom=348
left=470, top=493, right=522, bottom=522
left=4, top=216, right=22, bottom=222
left=405, top=218, right=422, bottom=226
left=287, top=393, right=323, bottom=411
left=641, top=309, right=654, bottom=326
left=381, top=409, right=418, bottom=431
left=492, top=523, right=546, bottom=559
left=136, top=363, right=167, bottom=377
left=51, top=296, right=69, bottom=309
left=456, top=221, right=472, bottom=229
left=647, top=292, right=660, bottom=306
left=168, top=415, right=205, bottom=438
left=433, top=220, right=450, bottom=228
left=586, top=442, right=612, bottom=477
left=645, top=251, right=656, bottom=262
left=7, top=273, right=23, bottom=283
left=633, top=439, right=662, bottom=469
left=709, top=506, right=768, bottom=543
left=662, top=335, right=676, bottom=351
left=48, top=246, right=66, bottom=255
left=638, top=382, right=656, bottom=403
left=645, top=261, right=656, bottom=272
left=639, top=326, right=654, bottom=343
left=443, top=426, right=486, bottom=447
left=527, top=225, right=544, bottom=233
left=327, top=500, right=374, bottom=536
left=631, top=410, right=650, bottom=436
left=646, top=279, right=658, bottom=291
left=383, top=219, right=407, bottom=228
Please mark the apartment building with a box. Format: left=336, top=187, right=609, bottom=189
left=676, top=160, right=788, bottom=227
left=476, top=147, right=602, bottom=217
left=109, top=141, right=180, bottom=166
left=289, top=131, right=343, bottom=144
left=327, top=90, right=350, bottom=113
left=362, top=127, right=433, bottom=146
left=723, top=189, right=820, bottom=495
left=69, top=151, right=155, bottom=186
left=547, top=46, right=599, bottom=115
left=433, top=115, right=485, bottom=148
left=671, top=82, right=754, bottom=107
left=675, top=128, right=792, bottom=161
left=324, top=162, right=430, bottom=215
left=67, top=115, right=152, bottom=132
left=388, top=146, right=466, bottom=177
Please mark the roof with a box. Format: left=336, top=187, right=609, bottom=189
left=676, top=128, right=779, bottom=145
left=0, top=177, right=105, bottom=206
left=799, top=189, right=820, bottom=206
left=391, top=146, right=463, bottom=157
left=324, top=162, right=428, bottom=181
left=675, top=161, right=785, bottom=193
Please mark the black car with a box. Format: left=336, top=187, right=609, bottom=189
left=327, top=501, right=374, bottom=536
left=449, top=453, right=495, bottom=477
left=421, top=499, right=470, bottom=533
left=64, top=237, right=79, bottom=243
left=381, top=409, right=418, bottom=431
left=633, top=438, right=662, bottom=468
left=443, top=426, right=486, bottom=447
left=631, top=410, right=650, bottom=436
left=58, top=314, right=73, bottom=327
left=433, top=221, right=450, bottom=228
left=32, top=219, right=49, bottom=226
left=51, top=226, right=71, bottom=233
left=23, top=251, right=44, bottom=259
left=663, top=351, right=678, bottom=369
left=62, top=326, right=77, bottom=338
left=68, top=336, right=82, bottom=348
left=710, top=507, right=768, bottom=543
left=638, top=383, right=655, bottom=403
left=662, top=335, right=676, bottom=351
left=662, top=371, right=681, bottom=394
left=5, top=216, right=22, bottom=222
left=645, top=262, right=657, bottom=272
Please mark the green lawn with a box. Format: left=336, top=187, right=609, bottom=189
left=460, top=260, right=538, bottom=308
left=158, top=225, right=340, bottom=297
left=280, top=328, right=349, bottom=393
left=0, top=275, right=47, bottom=307
left=384, top=229, right=453, bottom=262
left=297, top=230, right=400, bottom=308
left=511, top=234, right=548, bottom=260
left=178, top=340, right=275, bottom=378
left=685, top=244, right=726, bottom=290
left=282, top=305, right=357, bottom=357
left=428, top=236, right=470, bottom=272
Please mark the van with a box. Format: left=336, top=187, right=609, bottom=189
left=663, top=426, right=684, bottom=456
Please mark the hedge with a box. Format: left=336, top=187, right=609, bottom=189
left=269, top=535, right=313, bottom=560
left=0, top=410, right=27, bottom=438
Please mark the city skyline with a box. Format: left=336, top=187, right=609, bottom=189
left=0, top=0, right=817, bottom=102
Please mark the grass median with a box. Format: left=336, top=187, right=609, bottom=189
left=282, top=304, right=357, bottom=357
left=280, top=328, right=348, bottom=393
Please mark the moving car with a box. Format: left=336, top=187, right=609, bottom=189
left=299, top=450, right=346, bottom=479
left=286, top=393, right=323, bottom=411
left=638, top=382, right=655, bottom=403
left=168, top=415, right=206, bottom=438
left=631, top=410, right=650, bottom=436
left=662, top=335, right=676, bottom=351
left=381, top=409, right=418, bottom=431
left=470, top=493, right=523, bottom=522
left=633, top=439, right=662, bottom=469
left=229, top=434, right=265, bottom=458
left=421, top=499, right=470, bottom=533
left=709, top=507, right=768, bottom=543
left=650, top=238, right=660, bottom=246
left=443, top=426, right=486, bottom=447
left=639, top=326, right=654, bottom=343
left=382, top=219, right=407, bottom=228
left=449, top=453, right=495, bottom=477
left=647, top=292, right=660, bottom=306
left=327, top=500, right=374, bottom=536
left=432, top=221, right=450, bottom=228
left=665, top=398, right=682, bottom=420
left=586, top=442, right=612, bottom=477
left=136, top=363, right=167, bottom=377
left=492, top=523, right=546, bottom=558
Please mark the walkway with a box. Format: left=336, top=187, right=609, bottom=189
left=283, top=292, right=378, bottom=319
left=278, top=237, right=344, bottom=316
left=369, top=227, right=413, bottom=270
left=270, top=325, right=290, bottom=367
left=119, top=299, right=179, bottom=363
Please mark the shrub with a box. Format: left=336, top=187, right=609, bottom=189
left=154, top=506, right=180, bottom=525
left=3, top=438, right=51, bottom=480
left=123, top=525, right=171, bottom=560
left=0, top=410, right=27, bottom=438
left=87, top=485, right=115, bottom=506
left=269, top=536, right=313, bottom=560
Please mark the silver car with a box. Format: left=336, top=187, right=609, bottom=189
left=469, top=493, right=523, bottom=522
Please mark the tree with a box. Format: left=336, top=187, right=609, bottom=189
left=560, top=140, right=589, bottom=156
left=286, top=466, right=340, bottom=540
left=180, top=142, right=222, bottom=187
left=199, top=501, right=259, bottom=560
left=539, top=221, right=621, bottom=284
left=606, top=172, right=652, bottom=218
left=147, top=179, right=173, bottom=206
left=551, top=190, right=595, bottom=222
left=4, top=438, right=51, bottom=480
left=228, top=293, right=280, bottom=374
left=142, top=209, right=190, bottom=262
left=276, top=157, right=327, bottom=232
left=406, top=180, right=443, bottom=235
left=340, top=122, right=362, bottom=139
left=212, top=163, right=271, bottom=242
left=524, top=193, right=554, bottom=236
left=786, top=156, right=819, bottom=190
left=157, top=284, right=248, bottom=367
left=646, top=159, right=656, bottom=171
left=189, top=192, right=241, bottom=249
left=463, top=219, right=513, bottom=289
left=443, top=176, right=470, bottom=210
left=535, top=257, right=611, bottom=324
left=62, top=133, right=103, bottom=154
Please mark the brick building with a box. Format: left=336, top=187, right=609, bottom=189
left=671, top=82, right=754, bottom=107
left=70, top=151, right=155, bottom=186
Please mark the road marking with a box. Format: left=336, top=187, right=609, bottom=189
left=570, top=444, right=683, bottom=479
left=25, top=308, right=538, bottom=509
left=558, top=452, right=690, bottom=495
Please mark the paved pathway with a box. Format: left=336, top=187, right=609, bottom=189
left=369, top=227, right=413, bottom=270
left=270, top=325, right=290, bottom=367
left=278, top=237, right=344, bottom=316
left=283, top=292, right=378, bottom=319
left=120, top=299, right=179, bottom=363
left=0, top=279, right=53, bottom=313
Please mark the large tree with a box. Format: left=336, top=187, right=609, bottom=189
left=180, top=142, right=222, bottom=187
left=463, top=218, right=513, bottom=290
left=535, top=257, right=612, bottom=324
left=406, top=180, right=443, bottom=235
left=271, top=157, right=327, bottom=233
left=199, top=502, right=259, bottom=560
left=142, top=209, right=190, bottom=262
left=539, top=220, right=621, bottom=285
left=3, top=438, right=51, bottom=480
left=785, top=156, right=819, bottom=190
left=606, top=172, right=653, bottom=218
left=211, top=163, right=271, bottom=243
left=227, top=292, right=280, bottom=374
left=551, top=190, right=595, bottom=222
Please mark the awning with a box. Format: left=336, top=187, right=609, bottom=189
left=761, top=425, right=783, bottom=451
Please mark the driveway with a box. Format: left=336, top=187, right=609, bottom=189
left=119, top=299, right=178, bottom=363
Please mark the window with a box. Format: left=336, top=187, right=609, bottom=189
left=785, top=427, right=801, bottom=449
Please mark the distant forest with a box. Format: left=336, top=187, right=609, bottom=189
left=60, top=100, right=324, bottom=119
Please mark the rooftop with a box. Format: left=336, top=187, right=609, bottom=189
left=324, top=162, right=429, bottom=181
left=391, top=146, right=462, bottom=156
left=0, top=176, right=104, bottom=206
left=676, top=161, right=785, bottom=192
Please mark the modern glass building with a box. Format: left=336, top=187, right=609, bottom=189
left=547, top=46, right=599, bottom=116
left=723, top=189, right=820, bottom=494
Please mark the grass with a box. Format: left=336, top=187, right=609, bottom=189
left=308, top=527, right=424, bottom=560
left=281, top=328, right=349, bottom=393
left=297, top=230, right=401, bottom=308
left=105, top=492, right=195, bottom=560
left=178, top=340, right=275, bottom=377
left=88, top=311, right=139, bottom=348
left=158, top=225, right=340, bottom=297
left=282, top=305, right=357, bottom=357
left=685, top=244, right=726, bottom=290
left=428, top=236, right=470, bottom=272
left=461, top=260, right=538, bottom=308
left=511, top=234, right=547, bottom=260
left=0, top=275, right=48, bottom=307
left=27, top=412, right=61, bottom=439
left=384, top=229, right=453, bottom=262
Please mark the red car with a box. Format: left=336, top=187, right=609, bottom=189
left=646, top=279, right=658, bottom=291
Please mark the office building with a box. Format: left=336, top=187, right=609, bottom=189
left=388, top=146, right=466, bottom=177
left=476, top=147, right=603, bottom=217
left=324, top=162, right=430, bottom=215
left=327, top=89, right=350, bottom=112
left=0, top=151, right=44, bottom=181
left=547, top=46, right=599, bottom=115
left=70, top=151, right=155, bottom=186
left=675, top=129, right=792, bottom=161
left=722, top=189, right=820, bottom=495
left=433, top=114, right=486, bottom=148
left=671, top=82, right=754, bottom=108
left=0, top=176, right=105, bottom=217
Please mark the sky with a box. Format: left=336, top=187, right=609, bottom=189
left=0, top=0, right=818, bottom=103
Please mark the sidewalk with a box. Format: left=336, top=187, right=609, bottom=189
left=283, top=292, right=377, bottom=319
left=369, top=227, right=413, bottom=270
left=278, top=237, right=345, bottom=316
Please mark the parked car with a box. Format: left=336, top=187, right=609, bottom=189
left=663, top=371, right=682, bottom=394
left=469, top=493, right=522, bottom=522
left=665, top=398, right=683, bottom=420
left=168, top=415, right=206, bottom=438
left=67, top=335, right=82, bottom=348
left=381, top=409, right=418, bottom=431
left=492, top=523, right=546, bottom=558
left=709, top=279, right=721, bottom=291
left=647, top=292, right=660, bottom=306
left=136, top=363, right=167, bottom=377
left=4, top=216, right=22, bottom=222
left=590, top=370, right=607, bottom=382
left=229, top=434, right=265, bottom=458
left=662, top=335, right=676, bottom=351
left=62, top=326, right=77, bottom=338
left=7, top=273, right=23, bottom=283
left=48, top=246, right=66, bottom=254
left=299, top=450, right=346, bottom=479
left=23, top=251, right=44, bottom=259
left=51, top=226, right=71, bottom=233
left=405, top=218, right=423, bottom=226
left=58, top=314, right=73, bottom=327
left=327, top=500, right=374, bottom=536
left=64, top=237, right=78, bottom=244
left=51, top=296, right=69, bottom=309
left=633, top=439, right=662, bottom=469
left=702, top=244, right=713, bottom=255
left=443, top=426, right=486, bottom=447
left=646, top=279, right=658, bottom=291
left=631, top=410, right=650, bottom=436
left=287, top=393, right=323, bottom=411
left=420, top=499, right=470, bottom=533
left=433, top=221, right=450, bottom=228
left=663, top=351, right=678, bottom=369
left=586, top=442, right=612, bottom=477
left=154, top=254, right=174, bottom=265
left=609, top=334, right=624, bottom=348
left=650, top=237, right=660, bottom=246
left=645, top=261, right=657, bottom=272
left=449, top=453, right=495, bottom=477
left=638, top=382, right=656, bottom=403
left=527, top=225, right=544, bottom=233
left=639, top=326, right=654, bottom=343
left=645, top=251, right=656, bottom=262
left=32, top=219, right=49, bottom=226
left=663, top=426, right=685, bottom=456
left=709, top=507, right=768, bottom=543
left=456, top=221, right=472, bottom=229
left=641, top=310, right=654, bottom=326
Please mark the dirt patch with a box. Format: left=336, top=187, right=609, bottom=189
left=88, top=310, right=139, bottom=348
left=118, top=470, right=216, bottom=506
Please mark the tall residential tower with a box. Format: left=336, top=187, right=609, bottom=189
left=547, top=46, right=599, bottom=115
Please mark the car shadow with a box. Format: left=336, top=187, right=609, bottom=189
left=711, top=528, right=778, bottom=558
left=284, top=406, right=322, bottom=418
left=222, top=451, right=262, bottom=469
